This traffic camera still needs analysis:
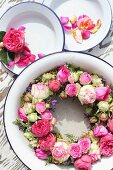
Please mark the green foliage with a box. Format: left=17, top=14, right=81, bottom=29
left=65, top=134, right=78, bottom=143
left=0, top=31, right=6, bottom=42
left=0, top=48, right=15, bottom=64
left=13, top=119, right=29, bottom=131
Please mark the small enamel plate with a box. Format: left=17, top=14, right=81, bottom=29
left=44, top=0, right=112, bottom=52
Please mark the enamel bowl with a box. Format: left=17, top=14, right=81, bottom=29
left=0, top=2, right=65, bottom=74
left=4, top=52, right=113, bottom=170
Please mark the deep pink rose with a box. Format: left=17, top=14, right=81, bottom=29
left=78, top=138, right=91, bottom=153
left=74, top=155, right=92, bottom=170
left=107, top=119, right=113, bottom=133
left=18, top=108, right=27, bottom=122
left=3, top=28, right=25, bottom=52
left=35, top=102, right=46, bottom=114
left=69, top=143, right=82, bottom=158
left=96, top=86, right=111, bottom=101
left=16, top=55, right=30, bottom=67
left=93, top=125, right=108, bottom=137
left=89, top=153, right=101, bottom=163
left=35, top=148, right=50, bottom=160
left=65, top=84, right=78, bottom=97
left=48, top=80, right=61, bottom=92
left=41, top=110, right=53, bottom=120
left=31, top=120, right=51, bottom=137
left=57, top=66, right=70, bottom=83
left=79, top=72, right=92, bottom=85
left=100, top=133, right=113, bottom=157
left=39, top=133, right=56, bottom=151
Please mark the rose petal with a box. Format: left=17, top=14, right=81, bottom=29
left=78, top=15, right=89, bottom=20
left=7, top=61, right=15, bottom=68
left=60, top=16, right=69, bottom=25
left=72, top=28, right=83, bottom=43
left=90, top=19, right=102, bottom=34
left=82, top=30, right=90, bottom=39
left=72, top=22, right=77, bottom=29
left=38, top=53, right=45, bottom=58
left=18, top=26, right=26, bottom=32
left=63, top=25, right=72, bottom=32
left=29, top=54, right=36, bottom=62
left=87, top=24, right=96, bottom=30
left=14, top=55, right=21, bottom=63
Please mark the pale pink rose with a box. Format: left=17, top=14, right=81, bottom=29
left=107, top=119, right=113, bottom=133
left=79, top=72, right=92, bottom=85
left=36, top=102, right=46, bottom=114
left=48, top=80, right=61, bottom=92
left=31, top=83, right=49, bottom=99
left=18, top=108, right=27, bottom=122
left=51, top=117, right=57, bottom=125
left=89, top=153, right=101, bottom=163
left=35, top=148, right=50, bottom=160
left=93, top=125, right=108, bottom=137
left=65, top=84, right=78, bottom=97
left=78, top=138, right=91, bottom=153
left=41, top=110, right=53, bottom=120
left=74, top=155, right=92, bottom=170
left=52, top=141, right=70, bottom=162
left=57, top=66, right=70, bottom=84
left=39, top=133, right=56, bottom=151
left=96, top=86, right=111, bottom=101
left=68, top=75, right=75, bottom=84
left=100, top=133, right=113, bottom=157
left=69, top=143, right=82, bottom=158
left=31, top=120, right=51, bottom=137
left=78, top=85, right=96, bottom=104
left=3, top=28, right=25, bottom=52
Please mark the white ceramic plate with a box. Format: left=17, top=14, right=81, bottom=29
left=43, top=0, right=112, bottom=52
left=0, top=2, right=65, bottom=75
left=4, top=52, right=113, bottom=170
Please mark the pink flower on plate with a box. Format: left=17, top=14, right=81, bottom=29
left=36, top=102, right=46, bottom=114
left=3, top=28, right=25, bottom=52
left=89, top=143, right=101, bottom=163
left=48, top=80, right=61, bottom=92
left=96, top=86, right=111, bottom=101
left=41, top=110, right=53, bottom=120
left=31, top=120, right=51, bottom=137
left=69, top=143, right=82, bottom=158
left=39, top=133, right=56, bottom=151
left=78, top=138, right=91, bottom=153
left=79, top=72, right=92, bottom=85
left=16, top=55, right=30, bottom=67
left=107, top=119, right=113, bottom=133
left=93, top=125, right=108, bottom=137
left=74, top=155, right=92, bottom=170
left=35, top=148, right=50, bottom=160
left=31, top=83, right=49, bottom=99
left=65, top=83, right=79, bottom=97
left=18, top=108, right=27, bottom=122
left=57, top=66, right=70, bottom=84
left=52, top=141, right=70, bottom=162
left=100, top=133, right=113, bottom=157
left=89, top=153, right=101, bottom=163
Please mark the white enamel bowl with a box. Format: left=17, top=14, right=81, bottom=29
left=4, top=52, right=113, bottom=170
left=0, top=2, right=65, bottom=74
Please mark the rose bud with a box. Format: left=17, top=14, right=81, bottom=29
left=89, top=117, right=98, bottom=124
left=85, top=107, right=93, bottom=115
left=99, top=113, right=108, bottom=122
left=59, top=91, right=68, bottom=99
left=27, top=113, right=38, bottom=122
left=98, top=101, right=109, bottom=112
left=24, top=92, right=33, bottom=102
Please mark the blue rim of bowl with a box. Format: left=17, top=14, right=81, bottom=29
left=43, top=0, right=112, bottom=52
left=3, top=51, right=113, bottom=170
left=0, top=1, right=65, bottom=75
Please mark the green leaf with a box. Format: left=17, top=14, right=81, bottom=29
left=0, top=31, right=6, bottom=42
left=8, top=51, right=15, bottom=60
left=13, top=119, right=29, bottom=131
left=65, top=134, right=78, bottom=143
left=0, top=49, right=9, bottom=64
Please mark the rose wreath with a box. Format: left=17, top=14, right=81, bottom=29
left=15, top=64, right=113, bottom=170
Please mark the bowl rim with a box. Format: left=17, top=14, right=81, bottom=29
left=3, top=51, right=113, bottom=170
left=0, top=1, right=65, bottom=75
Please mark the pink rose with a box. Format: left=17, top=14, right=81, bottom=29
left=79, top=72, right=92, bottom=85
left=107, top=119, right=113, bottom=133
left=65, top=84, right=78, bottom=97
left=18, top=108, right=27, bottom=122
left=31, top=83, right=49, bottom=99
left=57, top=66, right=70, bottom=84
left=68, top=75, right=74, bottom=84
left=74, top=155, right=92, bottom=170
left=69, top=143, right=82, bottom=158
left=39, top=133, right=56, bottom=151
left=96, top=86, right=111, bottom=101
left=31, top=120, right=51, bottom=137
left=16, top=55, right=30, bottom=67
left=78, top=138, right=91, bottom=153
left=100, top=133, right=113, bottom=157
left=3, top=28, right=25, bottom=52
left=41, top=110, right=53, bottom=120
left=89, top=153, right=101, bottom=163
left=36, top=102, right=46, bottom=114
left=35, top=148, right=50, bottom=160
left=93, top=125, right=108, bottom=137
left=48, top=80, right=61, bottom=92
left=52, top=141, right=70, bottom=162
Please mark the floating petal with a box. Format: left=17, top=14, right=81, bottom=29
left=60, top=16, right=69, bottom=25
